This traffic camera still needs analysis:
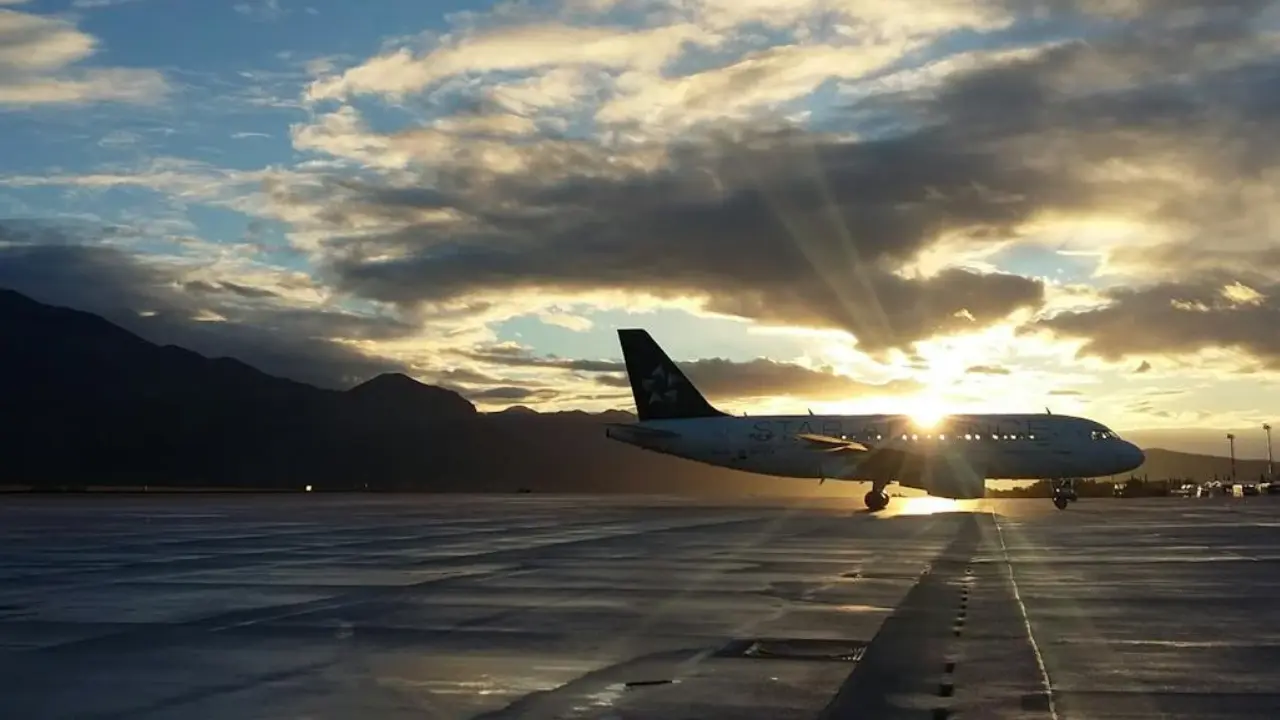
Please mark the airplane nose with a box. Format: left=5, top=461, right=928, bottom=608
left=1120, top=442, right=1145, bottom=470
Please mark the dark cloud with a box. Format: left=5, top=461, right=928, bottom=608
left=0, top=223, right=412, bottom=388
left=1033, top=278, right=1280, bottom=368
left=466, top=386, right=560, bottom=403
left=1020, top=0, right=1275, bottom=22
left=676, top=357, right=923, bottom=401
left=323, top=130, right=1050, bottom=351
left=465, top=346, right=922, bottom=401
left=185, top=279, right=281, bottom=300
left=466, top=345, right=624, bottom=373
left=1108, top=243, right=1280, bottom=283
left=1048, top=389, right=1084, bottom=396
left=1135, top=360, right=1152, bottom=373
left=433, top=367, right=507, bottom=386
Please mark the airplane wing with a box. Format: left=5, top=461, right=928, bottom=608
left=796, top=433, right=869, bottom=452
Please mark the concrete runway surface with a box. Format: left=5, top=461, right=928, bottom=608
left=1, top=494, right=1278, bottom=719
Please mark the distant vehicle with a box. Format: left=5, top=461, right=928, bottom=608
left=605, top=329, right=1145, bottom=512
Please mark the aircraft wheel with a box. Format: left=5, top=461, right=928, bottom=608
left=864, top=490, right=890, bottom=512
left=1053, top=495, right=1069, bottom=510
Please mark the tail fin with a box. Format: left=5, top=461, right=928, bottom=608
left=617, top=329, right=725, bottom=421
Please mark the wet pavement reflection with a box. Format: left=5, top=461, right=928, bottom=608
left=0, top=494, right=1276, bottom=718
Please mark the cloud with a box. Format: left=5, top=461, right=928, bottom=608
left=266, top=0, right=1280, bottom=363
left=306, top=0, right=1015, bottom=108
left=966, top=364, right=1011, bottom=375
left=233, top=0, right=286, bottom=22
left=467, top=386, right=562, bottom=403
left=0, top=157, right=271, bottom=203
left=0, top=222, right=409, bottom=388
left=70, top=0, right=150, bottom=7
left=691, top=0, right=1011, bottom=35
left=464, top=344, right=922, bottom=401
left=281, top=114, right=1052, bottom=351
left=1032, top=277, right=1280, bottom=370
left=597, top=44, right=912, bottom=133
left=0, top=6, right=167, bottom=106
left=306, top=22, right=716, bottom=103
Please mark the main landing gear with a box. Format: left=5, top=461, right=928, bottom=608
left=864, top=485, right=890, bottom=512
left=1051, top=478, right=1079, bottom=510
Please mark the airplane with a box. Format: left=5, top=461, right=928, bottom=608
left=604, top=329, right=1145, bottom=511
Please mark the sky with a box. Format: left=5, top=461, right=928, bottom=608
left=1, top=0, right=1278, bottom=457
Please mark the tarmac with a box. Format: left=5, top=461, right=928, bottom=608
left=1, top=494, right=1278, bottom=719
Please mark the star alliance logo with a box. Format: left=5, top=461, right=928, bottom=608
left=642, top=365, right=684, bottom=405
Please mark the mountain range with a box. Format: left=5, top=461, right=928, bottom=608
left=0, top=288, right=1268, bottom=493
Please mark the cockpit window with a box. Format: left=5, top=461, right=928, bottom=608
left=1090, top=429, right=1119, bottom=440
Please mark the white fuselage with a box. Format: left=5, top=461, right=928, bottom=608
left=606, top=412, right=1146, bottom=499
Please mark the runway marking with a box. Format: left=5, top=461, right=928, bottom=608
left=992, top=511, right=1059, bottom=720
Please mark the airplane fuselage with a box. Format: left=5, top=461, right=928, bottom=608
left=606, top=412, right=1146, bottom=499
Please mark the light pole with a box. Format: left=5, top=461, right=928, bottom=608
left=1226, top=433, right=1236, bottom=481
left=1265, top=423, right=1273, bottom=479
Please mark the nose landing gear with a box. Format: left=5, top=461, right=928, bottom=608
left=1052, top=478, right=1078, bottom=510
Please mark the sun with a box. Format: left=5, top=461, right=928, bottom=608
left=902, top=395, right=950, bottom=429
left=910, top=409, right=947, bottom=429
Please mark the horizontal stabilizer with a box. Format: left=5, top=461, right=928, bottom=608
left=796, top=433, right=868, bottom=452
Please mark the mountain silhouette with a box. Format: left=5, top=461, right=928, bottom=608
left=0, top=288, right=1263, bottom=494
left=1128, top=448, right=1271, bottom=484
left=0, top=288, right=821, bottom=494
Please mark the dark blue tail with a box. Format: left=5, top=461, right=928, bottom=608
left=617, top=329, right=725, bottom=422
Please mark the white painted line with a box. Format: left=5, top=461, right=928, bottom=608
left=992, top=511, right=1059, bottom=720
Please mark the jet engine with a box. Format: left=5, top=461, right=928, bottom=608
left=900, top=469, right=987, bottom=499
left=856, top=448, right=988, bottom=500
left=922, top=471, right=987, bottom=499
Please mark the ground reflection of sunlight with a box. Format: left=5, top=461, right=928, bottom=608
left=880, top=496, right=969, bottom=516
